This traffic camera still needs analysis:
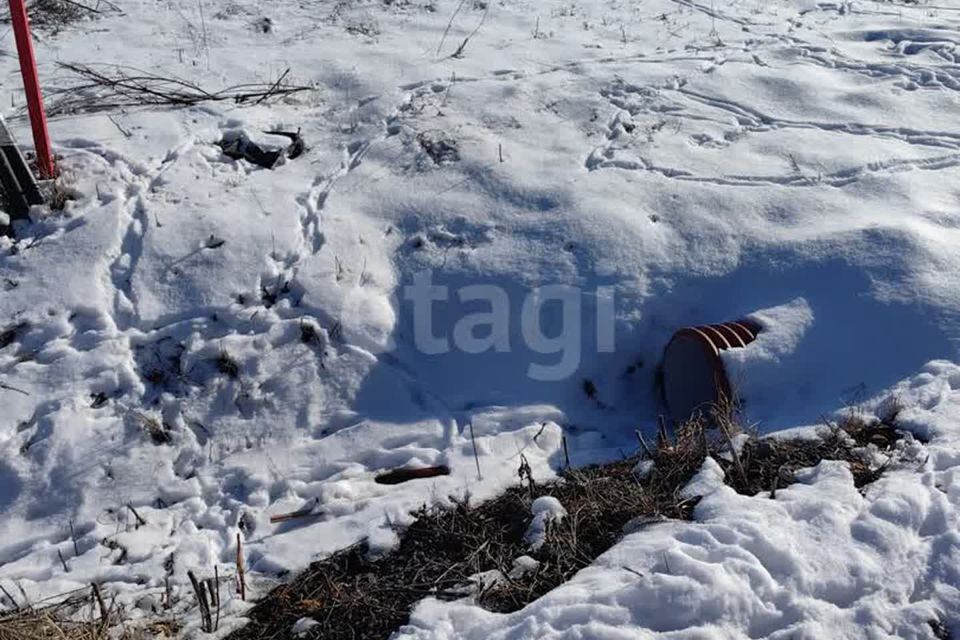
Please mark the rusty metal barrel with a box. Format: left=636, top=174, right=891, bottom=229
left=661, top=319, right=762, bottom=424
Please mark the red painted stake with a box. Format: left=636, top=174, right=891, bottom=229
left=8, top=0, right=55, bottom=179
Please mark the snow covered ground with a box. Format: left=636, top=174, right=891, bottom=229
left=2, top=0, right=960, bottom=636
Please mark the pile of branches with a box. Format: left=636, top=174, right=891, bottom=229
left=0, top=0, right=117, bottom=33
left=228, top=411, right=908, bottom=640
left=47, top=64, right=312, bottom=116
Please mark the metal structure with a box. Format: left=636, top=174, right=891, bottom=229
left=0, top=115, right=43, bottom=219
left=661, top=318, right=762, bottom=424
left=7, top=0, right=55, bottom=179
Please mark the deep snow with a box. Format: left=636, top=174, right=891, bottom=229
left=2, top=0, right=960, bottom=637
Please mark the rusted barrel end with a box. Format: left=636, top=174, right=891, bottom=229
left=661, top=319, right=762, bottom=424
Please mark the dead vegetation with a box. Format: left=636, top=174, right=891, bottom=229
left=134, top=336, right=189, bottom=398
left=416, top=130, right=460, bottom=165
left=47, top=64, right=313, bottom=116
left=215, top=350, right=240, bottom=379
left=228, top=410, right=909, bottom=640
left=130, top=410, right=173, bottom=445
left=722, top=409, right=903, bottom=496
left=0, top=586, right=179, bottom=640
left=0, top=0, right=117, bottom=34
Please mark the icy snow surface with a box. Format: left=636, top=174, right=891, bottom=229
left=2, top=0, right=960, bottom=637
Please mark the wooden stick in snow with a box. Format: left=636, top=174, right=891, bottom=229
left=269, top=498, right=323, bottom=524
left=236, top=533, right=246, bottom=601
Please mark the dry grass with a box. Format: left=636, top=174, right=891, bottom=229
left=228, top=447, right=702, bottom=640
left=0, top=589, right=179, bottom=640
left=228, top=410, right=907, bottom=640
left=0, top=610, right=105, bottom=640
left=718, top=405, right=903, bottom=496
left=48, top=179, right=76, bottom=211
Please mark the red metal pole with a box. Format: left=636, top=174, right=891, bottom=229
left=7, top=0, right=55, bottom=179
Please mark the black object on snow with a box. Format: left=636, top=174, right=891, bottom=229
left=219, top=129, right=305, bottom=169
left=0, top=115, right=44, bottom=220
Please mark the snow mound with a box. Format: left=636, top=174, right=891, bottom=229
left=679, top=457, right=726, bottom=499
left=524, top=496, right=567, bottom=552
left=291, top=617, right=319, bottom=638
left=722, top=298, right=815, bottom=427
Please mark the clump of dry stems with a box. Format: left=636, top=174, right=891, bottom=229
left=229, top=405, right=908, bottom=640
left=0, top=0, right=116, bottom=34
left=0, top=585, right=178, bottom=640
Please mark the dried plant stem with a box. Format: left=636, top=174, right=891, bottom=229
left=236, top=533, right=246, bottom=602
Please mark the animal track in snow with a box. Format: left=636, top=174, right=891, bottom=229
left=108, top=192, right=148, bottom=331
left=587, top=74, right=960, bottom=187
left=677, top=87, right=960, bottom=149
left=296, top=139, right=371, bottom=257
left=791, top=40, right=960, bottom=93
left=592, top=149, right=960, bottom=188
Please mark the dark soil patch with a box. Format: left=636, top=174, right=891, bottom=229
left=228, top=414, right=907, bottom=640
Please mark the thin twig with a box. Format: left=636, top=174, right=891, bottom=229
left=90, top=583, right=107, bottom=621
left=254, top=68, right=290, bottom=106
left=107, top=114, right=132, bottom=137
left=657, top=415, right=670, bottom=448
left=0, top=381, right=29, bottom=395
left=469, top=422, right=482, bottom=481
left=269, top=498, right=322, bottom=524
left=436, top=0, right=468, bottom=57
left=635, top=429, right=655, bottom=459
left=59, top=0, right=101, bottom=14
left=0, top=583, right=19, bottom=610
left=446, top=1, right=490, bottom=59
left=212, top=566, right=220, bottom=631
left=187, top=570, right=211, bottom=632
left=68, top=520, right=80, bottom=556
left=127, top=503, right=146, bottom=528
left=236, top=533, right=246, bottom=602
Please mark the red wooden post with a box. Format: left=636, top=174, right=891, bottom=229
left=8, top=0, right=55, bottom=179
